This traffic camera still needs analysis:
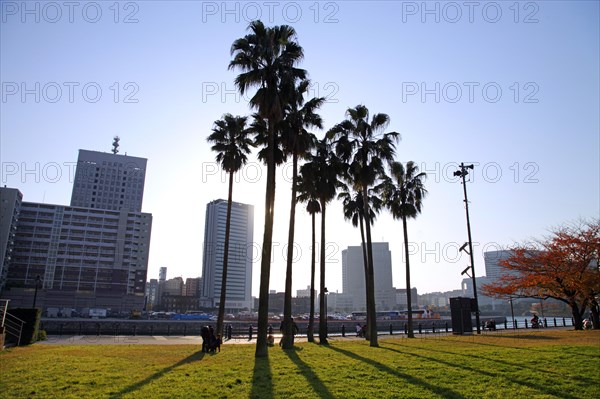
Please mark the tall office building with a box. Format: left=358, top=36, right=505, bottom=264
left=342, top=242, right=396, bottom=310
left=146, top=279, right=159, bottom=310
left=70, top=148, right=147, bottom=212
left=0, top=145, right=152, bottom=312
left=201, top=199, right=254, bottom=311
left=483, top=250, right=522, bottom=281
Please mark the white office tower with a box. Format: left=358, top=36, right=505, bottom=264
left=342, top=242, right=396, bottom=310
left=201, top=200, right=254, bottom=311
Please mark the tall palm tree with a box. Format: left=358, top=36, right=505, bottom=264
left=380, top=161, right=427, bottom=338
left=338, top=187, right=382, bottom=321
left=280, top=80, right=323, bottom=349
left=301, top=138, right=343, bottom=345
left=297, top=163, right=321, bottom=342
left=207, top=114, right=254, bottom=338
left=229, top=20, right=306, bottom=358
left=328, top=105, right=399, bottom=347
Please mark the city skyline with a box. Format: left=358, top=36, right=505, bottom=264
left=2, top=2, right=598, bottom=297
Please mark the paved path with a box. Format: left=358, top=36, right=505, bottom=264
left=37, top=334, right=309, bottom=346
left=36, top=326, right=571, bottom=346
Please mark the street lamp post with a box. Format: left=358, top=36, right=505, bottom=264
left=32, top=275, right=42, bottom=309
left=454, top=163, right=481, bottom=334
left=324, top=287, right=328, bottom=337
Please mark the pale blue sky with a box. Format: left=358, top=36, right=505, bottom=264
left=1, top=1, right=598, bottom=296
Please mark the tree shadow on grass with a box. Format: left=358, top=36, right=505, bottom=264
left=324, top=345, right=467, bottom=399
left=250, top=355, right=273, bottom=399
left=488, top=333, right=559, bottom=341
left=284, top=348, right=335, bottom=399
left=109, top=350, right=205, bottom=398
left=390, top=341, right=594, bottom=385
left=381, top=345, right=579, bottom=399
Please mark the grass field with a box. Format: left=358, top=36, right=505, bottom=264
left=1, top=330, right=599, bottom=399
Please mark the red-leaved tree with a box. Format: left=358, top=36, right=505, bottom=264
left=481, top=220, right=599, bottom=330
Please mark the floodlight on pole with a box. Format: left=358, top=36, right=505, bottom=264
left=459, top=242, right=469, bottom=254
left=455, top=162, right=481, bottom=334
left=461, top=266, right=471, bottom=277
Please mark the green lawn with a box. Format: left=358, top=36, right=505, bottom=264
left=1, top=330, right=599, bottom=399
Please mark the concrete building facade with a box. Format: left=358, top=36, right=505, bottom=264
left=2, top=201, right=151, bottom=311
left=1, top=147, right=152, bottom=313
left=342, top=242, right=396, bottom=310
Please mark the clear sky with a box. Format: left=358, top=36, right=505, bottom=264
left=2, top=1, right=599, bottom=297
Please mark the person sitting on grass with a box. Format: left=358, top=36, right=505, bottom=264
left=208, top=333, right=222, bottom=353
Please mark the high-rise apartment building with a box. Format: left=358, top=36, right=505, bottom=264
left=70, top=149, right=147, bottom=212
left=0, top=145, right=152, bottom=312
left=342, top=242, right=396, bottom=310
left=0, top=188, right=22, bottom=292
left=2, top=200, right=152, bottom=310
left=201, top=199, right=253, bottom=311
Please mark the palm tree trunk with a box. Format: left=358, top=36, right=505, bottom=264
left=217, top=171, right=234, bottom=337
left=362, top=186, right=378, bottom=347
left=402, top=214, right=414, bottom=338
left=282, top=153, right=299, bottom=349
left=359, top=215, right=369, bottom=322
left=308, top=210, right=316, bottom=342
left=319, top=199, right=328, bottom=344
left=255, top=122, right=277, bottom=358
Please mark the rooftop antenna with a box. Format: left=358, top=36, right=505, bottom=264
left=112, top=136, right=120, bottom=154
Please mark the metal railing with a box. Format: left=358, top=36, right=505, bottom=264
left=0, top=299, right=25, bottom=346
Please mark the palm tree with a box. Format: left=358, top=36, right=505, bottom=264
left=229, top=20, right=306, bottom=358
left=301, top=138, right=343, bottom=345
left=280, top=80, right=323, bottom=349
left=328, top=105, right=399, bottom=347
left=297, top=162, right=321, bottom=342
left=380, top=161, right=427, bottom=338
left=338, top=186, right=382, bottom=327
left=207, top=114, right=254, bottom=338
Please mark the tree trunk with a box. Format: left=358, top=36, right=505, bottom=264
left=569, top=299, right=585, bottom=330
left=359, top=214, right=370, bottom=339
left=402, top=214, right=415, bottom=338
left=216, top=171, right=234, bottom=337
left=319, top=200, right=328, bottom=344
left=362, top=186, right=378, bottom=347
left=255, top=122, right=277, bottom=358
left=282, top=153, right=298, bottom=349
left=590, top=299, right=599, bottom=329
left=308, top=210, right=316, bottom=342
